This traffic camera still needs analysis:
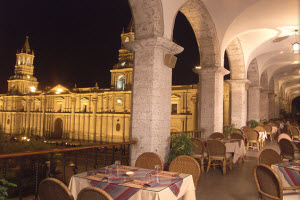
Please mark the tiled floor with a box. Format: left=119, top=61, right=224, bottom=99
left=196, top=140, right=280, bottom=200
left=10, top=141, right=280, bottom=200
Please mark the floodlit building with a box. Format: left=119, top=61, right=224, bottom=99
left=0, top=25, right=198, bottom=142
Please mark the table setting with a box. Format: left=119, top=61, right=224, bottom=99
left=68, top=161, right=196, bottom=200
left=271, top=161, right=300, bottom=188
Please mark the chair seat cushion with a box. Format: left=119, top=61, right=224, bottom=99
left=210, top=153, right=232, bottom=160
left=193, top=152, right=207, bottom=158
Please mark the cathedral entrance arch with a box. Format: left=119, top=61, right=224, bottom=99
left=53, top=118, right=63, bottom=138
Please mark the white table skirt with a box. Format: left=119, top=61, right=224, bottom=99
left=69, top=172, right=196, bottom=200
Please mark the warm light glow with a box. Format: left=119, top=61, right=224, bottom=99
left=278, top=26, right=300, bottom=37
left=55, top=88, right=63, bottom=94
left=27, top=139, right=30, bottom=142
left=293, top=42, right=300, bottom=54
left=30, top=86, right=36, bottom=93
left=195, top=66, right=201, bottom=69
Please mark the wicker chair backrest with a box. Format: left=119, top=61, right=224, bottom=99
left=169, top=155, right=200, bottom=188
left=269, top=123, right=276, bottom=127
left=135, top=152, right=164, bottom=170
left=77, top=187, right=113, bottom=200
left=207, top=140, right=226, bottom=157
left=278, top=139, right=295, bottom=159
left=254, top=126, right=265, bottom=132
left=191, top=138, right=205, bottom=155
left=262, top=124, right=272, bottom=133
left=277, top=133, right=292, bottom=143
left=259, top=149, right=281, bottom=166
left=273, top=122, right=280, bottom=128
left=230, top=133, right=244, bottom=141
left=246, top=129, right=259, bottom=141
left=241, top=126, right=251, bottom=131
left=209, top=132, right=224, bottom=139
left=289, top=126, right=300, bottom=137
left=254, top=164, right=282, bottom=199
left=232, top=129, right=243, bottom=135
left=39, top=178, right=74, bottom=200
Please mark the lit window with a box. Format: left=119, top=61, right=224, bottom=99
left=116, top=76, right=125, bottom=91
left=120, top=61, right=126, bottom=67
left=171, top=104, right=177, bottom=114
left=125, top=37, right=129, bottom=42
left=27, top=75, right=31, bottom=79
left=116, top=98, right=122, bottom=105
left=55, top=88, right=63, bottom=94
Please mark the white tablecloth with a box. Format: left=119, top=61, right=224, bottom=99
left=271, top=164, right=300, bottom=200
left=258, top=131, right=267, bottom=141
left=69, top=172, right=196, bottom=200
left=272, top=126, right=278, bottom=134
left=225, top=140, right=246, bottom=164
left=280, top=123, right=284, bottom=129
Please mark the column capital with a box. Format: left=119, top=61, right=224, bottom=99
left=193, top=66, right=229, bottom=76
left=124, top=36, right=183, bottom=55
left=226, top=79, right=251, bottom=86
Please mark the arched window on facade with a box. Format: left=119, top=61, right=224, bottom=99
left=116, top=75, right=125, bottom=91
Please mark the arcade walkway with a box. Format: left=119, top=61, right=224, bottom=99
left=196, top=141, right=279, bottom=199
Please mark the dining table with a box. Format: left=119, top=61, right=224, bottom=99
left=201, top=138, right=246, bottom=164
left=293, top=141, right=300, bottom=150
left=68, top=165, right=196, bottom=200
left=271, top=162, right=300, bottom=188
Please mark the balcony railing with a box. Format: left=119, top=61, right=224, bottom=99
left=170, top=129, right=205, bottom=139
left=0, top=141, right=136, bottom=200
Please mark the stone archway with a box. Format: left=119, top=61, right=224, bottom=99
left=53, top=118, right=63, bottom=138
left=260, top=71, right=269, bottom=120
left=225, top=37, right=249, bottom=128
left=247, top=59, right=260, bottom=121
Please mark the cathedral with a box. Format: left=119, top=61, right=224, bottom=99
left=0, top=24, right=198, bottom=142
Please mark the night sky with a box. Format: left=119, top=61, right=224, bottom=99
left=0, top=0, right=200, bottom=93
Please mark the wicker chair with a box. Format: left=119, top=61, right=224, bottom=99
left=263, top=124, right=274, bottom=141
left=288, top=125, right=300, bottom=140
left=277, top=133, right=292, bottom=143
left=254, top=164, right=283, bottom=200
left=39, top=178, right=74, bottom=200
left=206, top=140, right=232, bottom=175
left=241, top=126, right=251, bottom=132
left=169, top=155, right=200, bottom=188
left=135, top=152, right=164, bottom=170
left=254, top=126, right=266, bottom=147
left=191, top=138, right=206, bottom=172
left=246, top=129, right=260, bottom=151
left=209, top=132, right=224, bottom=139
left=77, top=187, right=113, bottom=200
left=232, top=129, right=244, bottom=135
left=278, top=139, right=300, bottom=161
left=230, top=132, right=244, bottom=141
left=258, top=149, right=282, bottom=166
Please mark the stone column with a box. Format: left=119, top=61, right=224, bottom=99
left=248, top=86, right=261, bottom=121
left=194, top=67, right=229, bottom=137
left=268, top=93, right=275, bottom=119
left=26, top=98, right=32, bottom=136
left=91, top=97, right=97, bottom=142
left=226, top=79, right=250, bottom=129
left=70, top=97, right=76, bottom=140
left=260, top=90, right=269, bottom=120
left=274, top=95, right=280, bottom=118
left=124, top=37, right=183, bottom=164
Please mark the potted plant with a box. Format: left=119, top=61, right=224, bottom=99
left=247, top=120, right=260, bottom=128
left=223, top=124, right=235, bottom=138
left=168, top=133, right=195, bottom=164
left=0, top=179, right=16, bottom=200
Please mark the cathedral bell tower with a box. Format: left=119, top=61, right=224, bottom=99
left=110, top=20, right=134, bottom=91
left=7, top=36, right=39, bottom=94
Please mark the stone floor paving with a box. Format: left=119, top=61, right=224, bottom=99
left=196, top=140, right=280, bottom=200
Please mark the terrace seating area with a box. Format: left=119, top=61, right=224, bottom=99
left=4, top=121, right=300, bottom=199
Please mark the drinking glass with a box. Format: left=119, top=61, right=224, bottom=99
left=145, top=172, right=152, bottom=182
left=115, top=160, right=121, bottom=175
left=154, top=165, right=161, bottom=174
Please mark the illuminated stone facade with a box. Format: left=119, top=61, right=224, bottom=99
left=0, top=27, right=198, bottom=142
